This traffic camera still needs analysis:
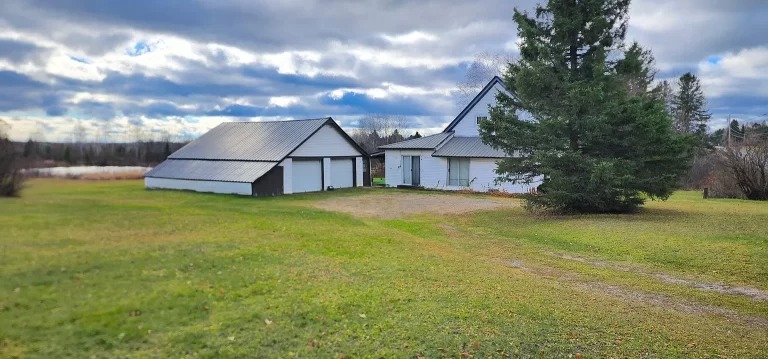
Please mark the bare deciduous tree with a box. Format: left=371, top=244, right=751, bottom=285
left=714, top=134, right=768, bottom=200
left=351, top=114, right=412, bottom=153
left=456, top=51, right=514, bottom=107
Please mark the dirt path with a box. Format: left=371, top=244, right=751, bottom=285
left=311, top=192, right=519, bottom=219
left=546, top=251, right=768, bottom=302
left=498, top=258, right=768, bottom=329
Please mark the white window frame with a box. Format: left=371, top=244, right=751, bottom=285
left=448, top=157, right=470, bottom=186
left=476, top=116, right=488, bottom=124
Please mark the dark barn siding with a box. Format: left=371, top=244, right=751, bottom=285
left=251, top=166, right=283, bottom=196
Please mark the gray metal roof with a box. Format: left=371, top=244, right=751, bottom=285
left=378, top=132, right=453, bottom=150
left=145, top=159, right=277, bottom=183
left=170, top=118, right=330, bottom=161
left=432, top=137, right=508, bottom=158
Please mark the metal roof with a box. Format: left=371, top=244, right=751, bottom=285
left=170, top=118, right=330, bottom=161
left=378, top=132, right=454, bottom=150
left=145, top=159, right=277, bottom=183
left=432, top=137, right=507, bottom=158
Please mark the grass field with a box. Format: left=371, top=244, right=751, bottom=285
left=1, top=179, right=767, bottom=358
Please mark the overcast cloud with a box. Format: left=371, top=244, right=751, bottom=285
left=0, top=0, right=766, bottom=141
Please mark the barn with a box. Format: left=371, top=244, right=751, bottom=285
left=144, top=117, right=368, bottom=196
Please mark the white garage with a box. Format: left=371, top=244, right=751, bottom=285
left=145, top=117, right=367, bottom=196
left=292, top=160, right=323, bottom=193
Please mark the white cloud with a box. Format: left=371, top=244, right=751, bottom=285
left=69, top=92, right=125, bottom=105
left=381, top=31, right=438, bottom=45
left=268, top=96, right=301, bottom=107
left=699, top=46, right=768, bottom=98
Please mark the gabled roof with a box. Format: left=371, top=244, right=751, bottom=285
left=146, top=160, right=277, bottom=183
left=146, top=117, right=368, bottom=183
left=443, top=76, right=505, bottom=133
left=378, top=132, right=453, bottom=150
left=432, top=137, right=507, bottom=158
left=170, top=118, right=329, bottom=161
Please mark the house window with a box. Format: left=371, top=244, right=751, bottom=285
left=476, top=116, right=487, bottom=124
left=448, top=158, right=470, bottom=186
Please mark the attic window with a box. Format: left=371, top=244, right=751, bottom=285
left=477, top=116, right=487, bottom=124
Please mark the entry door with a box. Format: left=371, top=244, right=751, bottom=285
left=402, top=155, right=420, bottom=186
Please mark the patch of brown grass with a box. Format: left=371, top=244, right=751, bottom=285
left=310, top=192, right=519, bottom=219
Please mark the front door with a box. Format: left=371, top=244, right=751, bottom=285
left=402, top=155, right=420, bottom=186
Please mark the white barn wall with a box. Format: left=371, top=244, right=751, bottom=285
left=279, top=159, right=293, bottom=194
left=145, top=177, right=251, bottom=195
left=355, top=157, right=364, bottom=187
left=322, top=158, right=331, bottom=190
left=451, top=82, right=506, bottom=137
left=290, top=124, right=361, bottom=157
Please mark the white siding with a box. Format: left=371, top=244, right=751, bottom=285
left=290, top=124, right=361, bottom=157
left=279, top=158, right=293, bottom=194
left=355, top=157, right=364, bottom=187
left=384, top=149, right=446, bottom=188
left=383, top=151, right=540, bottom=193
left=451, top=82, right=507, bottom=137
left=322, top=158, right=331, bottom=190
left=463, top=158, right=540, bottom=193
left=145, top=177, right=251, bottom=195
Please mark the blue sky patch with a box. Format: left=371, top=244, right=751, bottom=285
left=320, top=92, right=435, bottom=116
left=69, top=56, right=90, bottom=64
left=127, top=41, right=153, bottom=56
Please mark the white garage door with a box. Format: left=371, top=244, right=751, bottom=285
left=292, top=160, right=323, bottom=193
left=331, top=158, right=354, bottom=188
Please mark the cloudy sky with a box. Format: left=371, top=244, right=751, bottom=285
left=1, top=0, right=767, bottom=142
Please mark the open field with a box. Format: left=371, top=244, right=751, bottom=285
left=1, top=179, right=767, bottom=358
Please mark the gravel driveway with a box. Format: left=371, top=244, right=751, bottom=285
left=310, top=191, right=519, bottom=219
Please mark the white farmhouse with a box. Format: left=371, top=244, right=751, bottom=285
left=145, top=117, right=367, bottom=196
left=379, top=77, right=539, bottom=193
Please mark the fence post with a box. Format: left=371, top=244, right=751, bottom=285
left=703, top=187, right=709, bottom=199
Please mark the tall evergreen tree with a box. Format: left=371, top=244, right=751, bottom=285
left=479, top=0, right=694, bottom=213
left=671, top=73, right=711, bottom=139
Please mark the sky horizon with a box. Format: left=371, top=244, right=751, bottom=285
left=1, top=0, right=767, bottom=142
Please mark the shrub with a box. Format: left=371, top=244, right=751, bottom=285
left=0, top=134, right=24, bottom=197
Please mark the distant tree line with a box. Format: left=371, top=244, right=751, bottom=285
left=349, top=114, right=421, bottom=154
left=349, top=114, right=421, bottom=178
left=17, top=140, right=187, bottom=167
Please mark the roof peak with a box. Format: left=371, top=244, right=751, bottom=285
left=443, top=76, right=506, bottom=133
left=220, top=117, right=332, bottom=125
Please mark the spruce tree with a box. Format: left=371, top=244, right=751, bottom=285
left=479, top=0, right=694, bottom=213
left=671, top=72, right=711, bottom=142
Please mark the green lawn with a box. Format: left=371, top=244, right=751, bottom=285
left=1, top=180, right=767, bottom=358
